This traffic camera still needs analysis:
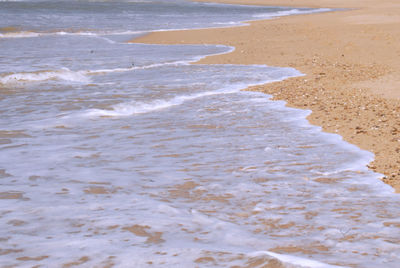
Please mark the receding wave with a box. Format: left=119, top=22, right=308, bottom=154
left=83, top=90, right=236, bottom=118
left=253, top=8, right=332, bottom=19
left=0, top=68, right=90, bottom=85
left=85, top=60, right=189, bottom=75
left=80, top=66, right=302, bottom=118
left=0, top=61, right=189, bottom=85
left=0, top=30, right=145, bottom=39
left=0, top=31, right=41, bottom=38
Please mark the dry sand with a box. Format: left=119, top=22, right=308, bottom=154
left=132, top=0, right=400, bottom=192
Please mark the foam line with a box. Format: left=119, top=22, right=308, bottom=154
left=251, top=251, right=346, bottom=268
left=0, top=8, right=333, bottom=40
left=0, top=30, right=146, bottom=39
left=0, top=60, right=190, bottom=85
left=83, top=89, right=238, bottom=118
left=253, top=8, right=332, bottom=19
left=84, top=60, right=190, bottom=75
left=0, top=68, right=89, bottom=84
left=81, top=68, right=301, bottom=118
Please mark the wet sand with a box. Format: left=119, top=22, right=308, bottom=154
left=132, top=0, right=400, bottom=192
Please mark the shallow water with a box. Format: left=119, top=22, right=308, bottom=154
left=1, top=1, right=400, bottom=267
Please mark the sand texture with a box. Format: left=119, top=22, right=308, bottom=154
left=132, top=0, right=400, bottom=192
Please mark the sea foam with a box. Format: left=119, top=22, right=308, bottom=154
left=83, top=89, right=239, bottom=117
left=1, top=1, right=399, bottom=267
left=0, top=61, right=189, bottom=85
left=253, top=8, right=332, bottom=19
left=0, top=68, right=90, bottom=84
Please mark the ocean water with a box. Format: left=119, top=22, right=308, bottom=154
left=0, top=1, right=400, bottom=267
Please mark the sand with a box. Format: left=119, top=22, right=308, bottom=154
left=132, top=0, right=400, bottom=192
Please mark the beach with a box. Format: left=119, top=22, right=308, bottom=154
left=133, top=0, right=400, bottom=192
left=2, top=1, right=400, bottom=266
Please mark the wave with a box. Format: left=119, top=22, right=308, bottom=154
left=83, top=89, right=238, bottom=118
left=253, top=8, right=332, bottom=19
left=0, top=60, right=190, bottom=85
left=75, top=64, right=302, bottom=118
left=253, top=251, right=343, bottom=268
left=0, top=7, right=332, bottom=40
left=81, top=70, right=301, bottom=118
left=0, top=68, right=90, bottom=85
left=0, top=31, right=41, bottom=38
left=84, top=60, right=190, bottom=75
left=0, top=30, right=145, bottom=39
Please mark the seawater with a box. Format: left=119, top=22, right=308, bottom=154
left=0, top=1, right=399, bottom=267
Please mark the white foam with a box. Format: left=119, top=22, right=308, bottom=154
left=157, top=204, right=180, bottom=216
left=0, top=31, right=41, bottom=38
left=252, top=251, right=345, bottom=268
left=0, top=60, right=191, bottom=86
left=85, top=60, right=189, bottom=75
left=0, top=30, right=145, bottom=39
left=253, top=8, right=332, bottom=19
left=213, top=21, right=241, bottom=26
left=78, top=64, right=301, bottom=118
left=0, top=68, right=90, bottom=84
left=83, top=89, right=236, bottom=117
left=0, top=7, right=332, bottom=41
left=3, top=81, right=400, bottom=267
left=2, top=3, right=400, bottom=267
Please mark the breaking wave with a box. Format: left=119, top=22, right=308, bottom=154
left=0, top=68, right=90, bottom=84
left=83, top=90, right=238, bottom=117
left=0, top=61, right=189, bottom=85
left=253, top=8, right=332, bottom=19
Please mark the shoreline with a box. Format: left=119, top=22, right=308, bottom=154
left=132, top=0, right=400, bottom=192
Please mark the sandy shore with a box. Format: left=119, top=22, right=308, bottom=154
left=132, top=0, right=400, bottom=192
